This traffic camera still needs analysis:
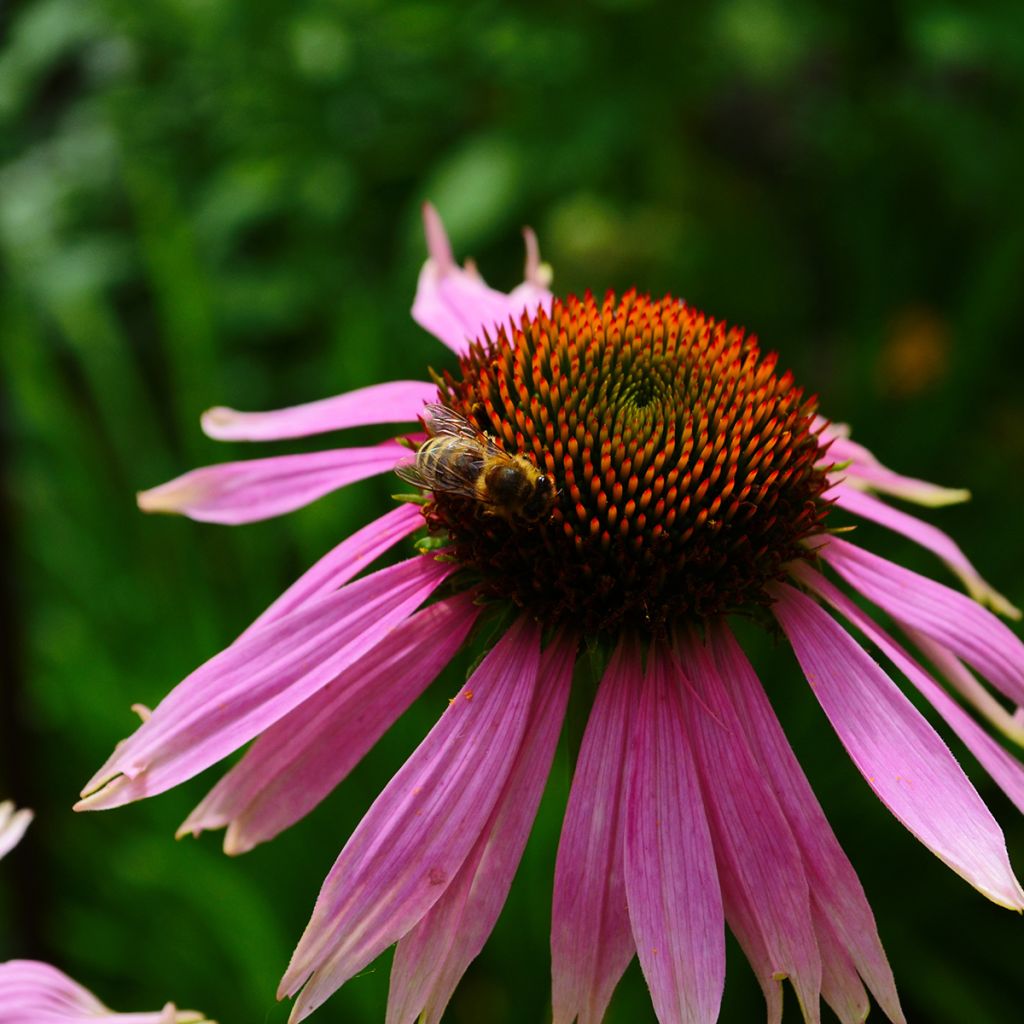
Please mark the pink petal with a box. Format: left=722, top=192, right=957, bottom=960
left=823, top=433, right=970, bottom=507
left=677, top=630, right=821, bottom=1023
left=814, top=924, right=871, bottom=1024
left=0, top=801, right=33, bottom=861
left=707, top=621, right=904, bottom=1024
left=623, top=643, right=725, bottom=1024
left=137, top=441, right=408, bottom=524
left=412, top=204, right=553, bottom=357
left=201, top=380, right=436, bottom=442
left=771, top=582, right=1024, bottom=910
left=386, top=631, right=576, bottom=1024
left=551, top=637, right=639, bottom=1024
left=794, top=564, right=1024, bottom=817
left=507, top=225, right=554, bottom=312
left=0, top=959, right=208, bottom=1023
left=901, top=627, right=1024, bottom=747
left=77, top=556, right=452, bottom=810
left=821, top=537, right=1024, bottom=706
left=243, top=503, right=423, bottom=636
left=280, top=616, right=543, bottom=1022
left=828, top=483, right=1020, bottom=618
left=181, top=593, right=480, bottom=853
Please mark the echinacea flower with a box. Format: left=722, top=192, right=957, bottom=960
left=1, top=810, right=210, bottom=1023
left=0, top=961, right=210, bottom=1024
left=77, top=205, right=1024, bottom=1024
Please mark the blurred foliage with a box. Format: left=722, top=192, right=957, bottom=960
left=2, top=0, right=1024, bottom=1021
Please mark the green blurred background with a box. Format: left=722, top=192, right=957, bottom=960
left=2, top=0, right=1023, bottom=1021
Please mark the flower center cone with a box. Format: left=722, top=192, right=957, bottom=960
left=428, top=290, right=832, bottom=635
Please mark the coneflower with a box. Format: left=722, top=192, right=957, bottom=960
left=78, top=206, right=1023, bottom=1024
left=0, top=807, right=210, bottom=1022
left=0, top=961, right=210, bottom=1023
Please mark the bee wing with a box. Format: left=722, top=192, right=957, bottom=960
left=395, top=438, right=488, bottom=501
left=423, top=404, right=481, bottom=440
left=424, top=404, right=518, bottom=465
left=394, top=456, right=431, bottom=490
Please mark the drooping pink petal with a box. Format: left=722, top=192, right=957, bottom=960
left=623, top=643, right=725, bottom=1024
left=386, top=631, right=576, bottom=1024
left=794, top=564, right=1024, bottom=817
left=551, top=638, right=639, bottom=1024
left=822, top=432, right=970, bottom=507
left=677, top=630, right=821, bottom=1024
left=180, top=593, right=480, bottom=854
left=828, top=482, right=1020, bottom=618
left=201, top=380, right=437, bottom=442
left=412, top=204, right=553, bottom=357
left=242, top=503, right=423, bottom=636
left=0, top=959, right=208, bottom=1023
left=820, top=537, right=1024, bottom=706
left=136, top=441, right=409, bottom=525
left=0, top=801, right=33, bottom=860
left=813, top=924, right=871, bottom=1024
left=771, top=582, right=1024, bottom=910
left=76, top=556, right=452, bottom=810
left=707, top=621, right=904, bottom=1024
left=280, top=616, right=543, bottom=1022
left=901, top=626, right=1024, bottom=747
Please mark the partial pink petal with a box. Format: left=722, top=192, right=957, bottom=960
left=412, top=204, right=554, bottom=357
left=814, top=924, right=871, bottom=1024
left=181, top=593, right=480, bottom=853
left=77, top=556, right=452, bottom=810
left=821, top=537, right=1024, bottom=706
left=828, top=483, right=1020, bottom=618
left=901, top=627, right=1024, bottom=747
left=678, top=631, right=820, bottom=1023
left=823, top=434, right=970, bottom=507
left=794, top=564, right=1024, bottom=817
left=243, top=503, right=423, bottom=636
left=623, top=643, right=725, bottom=1024
left=551, top=638, right=639, bottom=1024
left=0, top=801, right=33, bottom=860
left=183, top=594, right=479, bottom=853
left=771, top=582, right=1024, bottom=910
left=386, top=631, right=576, bottom=1024
left=137, top=442, right=408, bottom=524
left=280, top=617, right=543, bottom=1022
left=507, top=226, right=554, bottom=315
left=201, top=380, right=437, bottom=442
left=708, top=621, right=904, bottom=1024
left=0, top=959, right=208, bottom=1023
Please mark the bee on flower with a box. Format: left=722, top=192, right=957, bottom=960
left=77, top=205, right=1023, bottom=1024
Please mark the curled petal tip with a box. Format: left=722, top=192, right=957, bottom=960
left=522, top=226, right=553, bottom=288
left=223, top=825, right=254, bottom=857
left=200, top=406, right=238, bottom=437
left=131, top=703, right=152, bottom=722
left=76, top=769, right=130, bottom=810
left=421, top=201, right=454, bottom=271
left=928, top=486, right=972, bottom=507
left=971, top=585, right=1023, bottom=621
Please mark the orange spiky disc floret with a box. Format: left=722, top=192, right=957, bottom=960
left=429, top=291, right=831, bottom=635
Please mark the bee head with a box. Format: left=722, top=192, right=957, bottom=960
left=522, top=474, right=555, bottom=522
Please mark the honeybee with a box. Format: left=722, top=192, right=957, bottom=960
left=397, top=404, right=555, bottom=522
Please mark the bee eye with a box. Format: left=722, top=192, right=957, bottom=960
left=535, top=475, right=553, bottom=495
